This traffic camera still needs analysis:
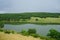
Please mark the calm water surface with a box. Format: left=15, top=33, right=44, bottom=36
left=4, top=24, right=60, bottom=36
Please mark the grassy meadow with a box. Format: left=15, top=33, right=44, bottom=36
left=20, top=17, right=60, bottom=24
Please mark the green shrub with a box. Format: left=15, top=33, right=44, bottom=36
left=30, top=34, right=40, bottom=38
left=12, top=31, right=15, bottom=34
left=47, top=29, right=60, bottom=40
left=10, top=30, right=15, bottom=34
left=4, top=30, right=16, bottom=34
left=0, top=28, right=3, bottom=32
left=4, top=30, right=11, bottom=34
left=28, top=28, right=36, bottom=35
left=21, top=30, right=29, bottom=36
left=21, top=29, right=39, bottom=37
left=0, top=24, right=4, bottom=28
left=35, top=19, right=39, bottom=21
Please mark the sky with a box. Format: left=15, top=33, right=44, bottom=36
left=0, top=0, right=60, bottom=13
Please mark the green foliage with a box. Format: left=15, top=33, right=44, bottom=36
left=0, top=12, right=60, bottom=26
left=28, top=28, right=36, bottom=35
left=4, top=30, right=11, bottom=34
left=21, top=30, right=29, bottom=36
left=20, top=29, right=40, bottom=38
left=35, top=19, right=38, bottom=21
left=47, top=29, right=60, bottom=40
left=10, top=30, right=15, bottom=34
left=30, top=34, right=40, bottom=38
left=46, top=38, right=56, bottom=40
left=21, top=29, right=38, bottom=37
left=0, top=28, right=4, bottom=32
left=0, top=12, right=60, bottom=21
left=22, top=19, right=26, bottom=21
left=0, top=23, right=4, bottom=28
left=4, top=30, right=15, bottom=34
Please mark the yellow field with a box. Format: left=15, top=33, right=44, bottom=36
left=0, top=32, right=42, bottom=40
left=20, top=17, right=60, bottom=23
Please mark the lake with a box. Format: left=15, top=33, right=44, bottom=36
left=4, top=24, right=60, bottom=36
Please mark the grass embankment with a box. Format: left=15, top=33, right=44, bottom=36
left=0, top=28, right=57, bottom=40
left=0, top=32, right=42, bottom=40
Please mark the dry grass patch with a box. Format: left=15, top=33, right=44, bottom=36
left=0, top=32, right=42, bottom=40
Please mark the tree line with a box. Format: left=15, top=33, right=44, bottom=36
left=0, top=12, right=60, bottom=21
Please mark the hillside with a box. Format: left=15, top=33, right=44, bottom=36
left=0, top=32, right=42, bottom=40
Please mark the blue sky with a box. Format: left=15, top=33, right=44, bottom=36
left=0, top=0, right=60, bottom=13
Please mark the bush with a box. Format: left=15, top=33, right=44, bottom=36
left=0, top=28, right=3, bottom=32
left=12, top=31, right=15, bottom=34
left=4, top=30, right=11, bottom=34
left=47, top=29, right=60, bottom=40
left=28, top=28, right=36, bottom=35
left=30, top=34, right=40, bottom=38
left=35, top=19, right=39, bottom=21
left=4, top=30, right=16, bottom=34
left=21, top=30, right=29, bottom=36
left=10, top=30, right=15, bottom=34
left=20, top=29, right=39, bottom=38
left=0, top=24, right=4, bottom=28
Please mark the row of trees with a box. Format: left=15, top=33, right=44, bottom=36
left=0, top=13, right=60, bottom=21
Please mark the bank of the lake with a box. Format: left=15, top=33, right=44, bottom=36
left=3, top=24, right=60, bottom=36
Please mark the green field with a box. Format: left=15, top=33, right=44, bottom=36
left=19, top=17, right=60, bottom=24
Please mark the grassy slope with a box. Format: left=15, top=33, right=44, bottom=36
left=0, top=32, right=42, bottom=40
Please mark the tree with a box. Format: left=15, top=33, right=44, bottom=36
left=35, top=19, right=38, bottom=21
